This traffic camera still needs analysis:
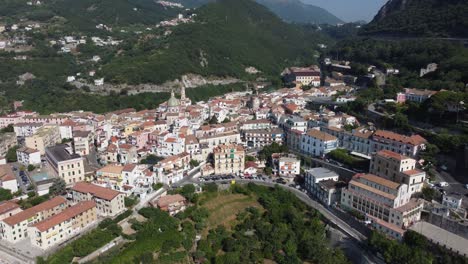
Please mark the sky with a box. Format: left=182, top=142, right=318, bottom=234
left=303, top=0, right=388, bottom=22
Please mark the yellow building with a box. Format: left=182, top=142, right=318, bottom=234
left=213, top=144, right=245, bottom=175
left=25, top=125, right=61, bottom=155
left=96, top=164, right=124, bottom=188
left=72, top=182, right=125, bottom=217
left=28, top=201, right=97, bottom=249
left=0, top=197, right=67, bottom=243
left=46, top=144, right=85, bottom=185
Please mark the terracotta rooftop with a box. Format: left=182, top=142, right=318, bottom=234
left=0, top=201, right=20, bottom=215
left=306, top=129, right=337, bottom=141
left=2, top=197, right=67, bottom=226
left=402, top=169, right=425, bottom=176
left=72, top=182, right=121, bottom=201
left=122, top=163, right=137, bottom=172
left=157, top=194, right=186, bottom=208
left=376, top=150, right=411, bottom=161
left=374, top=130, right=427, bottom=146
left=32, top=201, right=96, bottom=232
left=354, top=173, right=400, bottom=190
left=97, top=165, right=123, bottom=175
left=0, top=165, right=17, bottom=182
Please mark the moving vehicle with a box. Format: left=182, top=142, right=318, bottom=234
left=438, top=182, right=449, bottom=187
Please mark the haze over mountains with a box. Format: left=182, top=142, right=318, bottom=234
left=173, top=0, right=343, bottom=24
left=304, top=0, right=387, bottom=22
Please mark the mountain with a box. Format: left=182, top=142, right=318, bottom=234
left=361, top=0, right=468, bottom=37
left=254, top=0, right=342, bottom=24
left=173, top=0, right=342, bottom=24
left=101, top=0, right=328, bottom=84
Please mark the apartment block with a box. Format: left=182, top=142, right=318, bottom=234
left=371, top=130, right=427, bottom=158
left=244, top=128, right=284, bottom=148
left=16, top=147, right=41, bottom=165
left=25, top=125, right=61, bottom=155
left=0, top=197, right=67, bottom=243
left=0, top=133, right=17, bottom=157
left=213, top=144, right=245, bottom=175
left=0, top=165, right=18, bottom=193
left=28, top=201, right=97, bottom=249
left=341, top=174, right=423, bottom=240
left=46, top=144, right=85, bottom=185
left=300, top=129, right=338, bottom=157
left=370, top=150, right=425, bottom=195
left=13, top=123, right=43, bottom=137
left=72, top=182, right=125, bottom=217
left=0, top=201, right=22, bottom=221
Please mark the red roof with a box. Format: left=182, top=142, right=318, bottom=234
left=72, top=182, right=121, bottom=201
left=32, top=201, right=96, bottom=232
left=0, top=201, right=20, bottom=215
left=377, top=150, right=410, bottom=161
left=374, top=130, right=426, bottom=146
left=2, top=197, right=67, bottom=226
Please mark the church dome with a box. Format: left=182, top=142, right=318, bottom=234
left=167, top=90, right=180, bottom=107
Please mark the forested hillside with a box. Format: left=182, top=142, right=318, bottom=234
left=101, top=0, right=328, bottom=84
left=361, top=0, right=468, bottom=37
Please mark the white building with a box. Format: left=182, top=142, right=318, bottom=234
left=16, top=147, right=41, bottom=165
left=0, top=165, right=18, bottom=193
left=300, top=129, right=338, bottom=157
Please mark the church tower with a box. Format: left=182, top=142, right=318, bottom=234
left=180, top=86, right=186, bottom=100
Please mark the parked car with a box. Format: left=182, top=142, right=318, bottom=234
left=438, top=182, right=449, bottom=187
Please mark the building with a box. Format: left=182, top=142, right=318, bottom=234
left=370, top=150, right=425, bottom=195
left=96, top=165, right=124, bottom=189
left=243, top=128, right=284, bottom=148
left=0, top=197, right=67, bottom=243
left=0, top=133, right=17, bottom=157
left=28, top=201, right=97, bottom=249
left=46, top=144, right=85, bottom=185
left=16, top=147, right=41, bottom=165
left=152, top=194, right=187, bottom=216
left=0, top=165, right=18, bottom=193
left=25, top=125, right=61, bottom=155
left=13, top=123, right=43, bottom=137
left=285, top=66, right=321, bottom=87
left=420, top=63, right=438, bottom=77
left=300, top=129, right=338, bottom=157
left=371, top=130, right=427, bottom=158
left=73, top=131, right=93, bottom=156
left=72, top=182, right=125, bottom=217
left=213, top=144, right=245, bottom=175
left=239, top=119, right=272, bottom=131
left=396, top=88, right=438, bottom=104
left=315, top=180, right=347, bottom=206
left=275, top=156, right=300, bottom=178
left=305, top=167, right=340, bottom=202
left=341, top=174, right=423, bottom=240
left=0, top=201, right=22, bottom=221
left=442, top=193, right=463, bottom=209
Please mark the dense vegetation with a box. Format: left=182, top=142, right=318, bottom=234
left=369, top=230, right=468, bottom=264
left=328, top=38, right=468, bottom=91
left=361, top=0, right=468, bottom=37
left=0, top=0, right=178, bottom=33
left=89, top=183, right=349, bottom=263
left=101, top=0, right=327, bottom=84
left=195, top=184, right=349, bottom=264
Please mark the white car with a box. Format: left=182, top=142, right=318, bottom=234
left=439, top=182, right=449, bottom=187
left=465, top=184, right=468, bottom=189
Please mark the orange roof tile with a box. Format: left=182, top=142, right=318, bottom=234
left=2, top=197, right=67, bottom=226
left=72, top=182, right=121, bottom=201
left=33, top=201, right=96, bottom=232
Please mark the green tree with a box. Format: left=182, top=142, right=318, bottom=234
left=189, top=159, right=200, bottom=167
left=208, top=115, right=219, bottom=124
left=6, top=145, right=19, bottom=162
left=27, top=165, right=35, bottom=172
left=49, top=178, right=66, bottom=196
left=0, top=188, right=13, bottom=202
left=180, top=184, right=196, bottom=202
